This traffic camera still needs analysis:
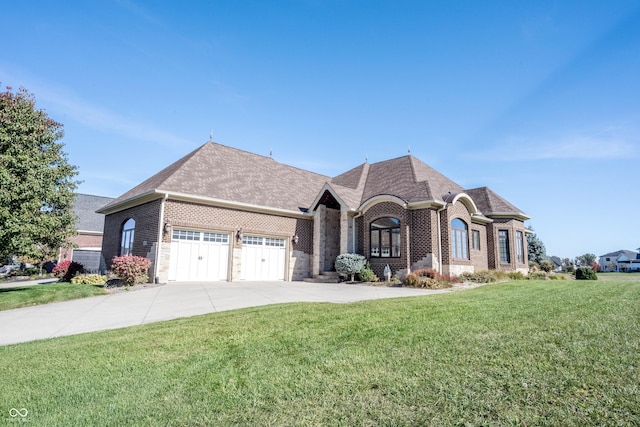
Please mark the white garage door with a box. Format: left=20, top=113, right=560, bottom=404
left=241, top=236, right=286, bottom=281
left=168, top=230, right=230, bottom=281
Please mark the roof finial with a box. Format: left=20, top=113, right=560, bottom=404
left=270, top=148, right=273, bottom=158
left=365, top=154, right=368, bottom=163
left=408, top=145, right=411, bottom=154
left=209, top=129, right=213, bottom=142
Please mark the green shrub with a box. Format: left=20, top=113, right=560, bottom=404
left=507, top=271, right=525, bottom=280
left=575, top=267, right=597, bottom=281
left=527, top=272, right=547, bottom=280
left=335, top=253, right=366, bottom=282
left=111, top=255, right=151, bottom=286
left=71, top=275, right=108, bottom=285
left=357, top=264, right=377, bottom=282
left=548, top=274, right=568, bottom=281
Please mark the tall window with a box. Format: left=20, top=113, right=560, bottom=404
left=472, top=230, right=481, bottom=250
left=370, top=217, right=401, bottom=258
left=499, top=230, right=510, bottom=263
left=516, top=231, right=525, bottom=263
left=120, top=218, right=135, bottom=256
left=451, top=218, right=469, bottom=260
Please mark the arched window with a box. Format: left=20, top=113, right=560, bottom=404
left=120, top=218, right=135, bottom=256
left=451, top=218, right=469, bottom=260
left=370, top=217, right=401, bottom=258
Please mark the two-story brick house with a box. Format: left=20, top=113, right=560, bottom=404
left=98, top=142, right=529, bottom=282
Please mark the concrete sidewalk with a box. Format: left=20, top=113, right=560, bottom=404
left=0, top=281, right=445, bottom=346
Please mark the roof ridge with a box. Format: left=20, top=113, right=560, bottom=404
left=210, top=141, right=330, bottom=179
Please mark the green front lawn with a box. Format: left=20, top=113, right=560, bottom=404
left=1, top=279, right=638, bottom=425
left=0, top=282, right=107, bottom=311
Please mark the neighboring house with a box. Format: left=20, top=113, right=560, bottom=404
left=98, top=142, right=530, bottom=283
left=599, top=250, right=640, bottom=272
left=550, top=256, right=563, bottom=272
left=60, top=193, right=114, bottom=273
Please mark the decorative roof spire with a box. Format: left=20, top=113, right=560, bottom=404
left=408, top=145, right=411, bottom=154
left=209, top=130, right=213, bottom=142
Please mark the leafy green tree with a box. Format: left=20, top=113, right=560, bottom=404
left=526, top=226, right=546, bottom=265
left=0, top=86, right=79, bottom=266
left=577, top=253, right=597, bottom=267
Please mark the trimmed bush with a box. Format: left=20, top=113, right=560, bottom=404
left=357, top=264, right=378, bottom=282
left=111, top=255, right=151, bottom=287
left=575, top=267, right=598, bottom=281
left=335, top=253, right=366, bottom=282
left=71, top=275, right=108, bottom=285
left=52, top=261, right=85, bottom=282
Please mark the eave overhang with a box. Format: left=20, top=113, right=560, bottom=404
left=97, top=189, right=313, bottom=220
left=486, top=212, right=531, bottom=221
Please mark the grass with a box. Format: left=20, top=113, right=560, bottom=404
left=0, top=279, right=639, bottom=425
left=0, top=282, right=107, bottom=311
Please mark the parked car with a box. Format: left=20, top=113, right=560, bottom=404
left=0, top=263, right=21, bottom=277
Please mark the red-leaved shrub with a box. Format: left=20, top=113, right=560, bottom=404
left=111, top=255, right=151, bottom=286
left=52, top=261, right=85, bottom=282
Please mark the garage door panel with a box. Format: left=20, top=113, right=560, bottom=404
left=241, top=236, right=286, bottom=281
left=169, top=230, right=229, bottom=282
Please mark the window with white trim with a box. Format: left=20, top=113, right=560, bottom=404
left=172, top=230, right=201, bottom=241
left=242, top=236, right=263, bottom=246
left=451, top=218, right=469, bottom=260
left=120, top=218, right=135, bottom=255
left=265, top=237, right=285, bottom=247
left=516, top=231, right=525, bottom=263
left=370, top=217, right=401, bottom=258
left=499, top=230, right=510, bottom=263
left=472, top=229, right=481, bottom=251
left=203, top=232, right=229, bottom=243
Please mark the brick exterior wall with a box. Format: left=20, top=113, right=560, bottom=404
left=103, top=199, right=315, bottom=283
left=487, top=218, right=529, bottom=273
left=102, top=199, right=163, bottom=279
left=359, top=201, right=409, bottom=279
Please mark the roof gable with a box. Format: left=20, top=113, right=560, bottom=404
left=73, top=194, right=114, bottom=232
left=359, top=155, right=463, bottom=204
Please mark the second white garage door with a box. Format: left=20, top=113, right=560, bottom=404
left=241, top=235, right=286, bottom=281
left=168, top=230, right=230, bottom=281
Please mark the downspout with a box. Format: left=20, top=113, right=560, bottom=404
left=155, top=193, right=169, bottom=283
left=436, top=203, right=447, bottom=275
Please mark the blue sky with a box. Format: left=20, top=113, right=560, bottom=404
left=3, top=0, right=639, bottom=260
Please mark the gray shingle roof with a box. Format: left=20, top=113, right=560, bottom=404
left=328, top=155, right=465, bottom=209
left=101, top=143, right=528, bottom=221
left=464, top=187, right=528, bottom=218
left=100, top=142, right=330, bottom=213
left=599, top=249, right=638, bottom=259
left=73, top=194, right=114, bottom=232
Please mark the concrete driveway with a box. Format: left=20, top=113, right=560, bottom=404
left=0, top=281, right=446, bottom=346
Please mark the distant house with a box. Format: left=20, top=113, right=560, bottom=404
left=549, top=256, right=563, bottom=272
left=60, top=194, right=114, bottom=273
left=98, top=142, right=530, bottom=283
left=599, top=250, right=640, bottom=272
